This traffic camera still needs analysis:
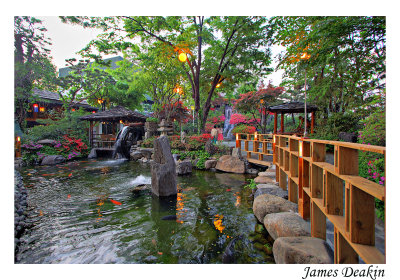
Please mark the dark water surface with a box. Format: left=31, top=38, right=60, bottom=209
left=17, top=159, right=274, bottom=264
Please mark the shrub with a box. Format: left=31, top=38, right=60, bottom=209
left=312, top=112, right=360, bottom=141
left=146, top=117, right=159, bottom=123
left=358, top=110, right=385, bottom=147
left=231, top=124, right=256, bottom=134
left=24, top=108, right=90, bottom=145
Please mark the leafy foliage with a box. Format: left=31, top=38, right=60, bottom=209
left=231, top=125, right=256, bottom=134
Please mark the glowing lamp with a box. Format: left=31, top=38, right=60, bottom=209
left=97, top=98, right=104, bottom=104
left=16, top=136, right=21, bottom=142
left=71, top=108, right=76, bottom=112
left=120, top=120, right=123, bottom=124
left=236, top=133, right=239, bottom=141
left=190, top=105, right=195, bottom=110
left=260, top=99, right=264, bottom=104
left=92, top=111, right=96, bottom=114
left=39, top=107, right=45, bottom=112
left=178, top=52, right=187, bottom=62
left=254, top=131, right=258, bottom=140
left=33, top=104, right=39, bottom=112
left=301, top=52, right=311, bottom=60
left=299, top=140, right=303, bottom=158
left=216, top=83, right=221, bottom=88
left=273, top=135, right=276, bottom=144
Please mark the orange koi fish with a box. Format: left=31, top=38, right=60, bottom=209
left=68, top=173, right=72, bottom=177
left=110, top=199, right=122, bottom=205
left=67, top=194, right=71, bottom=199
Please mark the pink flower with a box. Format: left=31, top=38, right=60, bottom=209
left=380, top=176, right=385, bottom=181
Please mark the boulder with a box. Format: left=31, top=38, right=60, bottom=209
left=263, top=212, right=311, bottom=240
left=339, top=132, right=358, bottom=143
left=254, top=176, right=275, bottom=184
left=41, top=155, right=65, bottom=165
left=176, top=160, right=192, bottom=175
left=215, top=155, right=245, bottom=174
left=137, top=148, right=153, bottom=159
left=205, top=139, right=218, bottom=155
left=246, top=168, right=259, bottom=175
left=37, top=139, right=57, bottom=146
left=231, top=148, right=243, bottom=160
left=204, top=159, right=217, bottom=170
left=150, top=136, right=177, bottom=197
left=172, top=154, right=181, bottom=162
left=253, top=194, right=298, bottom=223
left=130, top=151, right=145, bottom=161
left=258, top=171, right=276, bottom=178
left=254, top=184, right=288, bottom=199
left=273, top=236, right=334, bottom=264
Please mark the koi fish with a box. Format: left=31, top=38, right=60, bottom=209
left=110, top=199, right=122, bottom=205
left=68, top=173, right=72, bottom=177
left=67, top=194, right=71, bottom=199
left=158, top=252, right=163, bottom=255
left=39, top=210, right=43, bottom=216
left=226, top=188, right=231, bottom=192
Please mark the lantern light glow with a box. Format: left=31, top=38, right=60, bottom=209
left=16, top=136, right=21, bottom=142
left=299, top=140, right=303, bottom=158
left=254, top=131, right=258, bottom=140
left=39, top=107, right=45, bottom=112
left=178, top=52, right=187, bottom=62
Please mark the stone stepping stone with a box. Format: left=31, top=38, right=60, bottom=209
left=258, top=171, right=276, bottom=178
left=253, top=194, right=298, bottom=223
left=254, top=176, right=275, bottom=184
left=273, top=236, right=334, bottom=264
left=263, top=212, right=310, bottom=240
left=254, top=184, right=288, bottom=199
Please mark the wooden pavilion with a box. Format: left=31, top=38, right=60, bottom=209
left=80, top=106, right=147, bottom=148
left=267, top=101, right=318, bottom=135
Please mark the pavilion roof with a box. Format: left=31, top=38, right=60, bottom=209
left=268, top=101, right=318, bottom=114
left=79, top=106, right=147, bottom=122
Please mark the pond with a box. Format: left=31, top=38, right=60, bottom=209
left=16, top=159, right=274, bottom=264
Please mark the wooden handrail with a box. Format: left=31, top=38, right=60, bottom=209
left=237, top=133, right=386, bottom=264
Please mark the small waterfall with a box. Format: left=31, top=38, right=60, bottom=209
left=223, top=105, right=235, bottom=140
left=112, top=126, right=131, bottom=159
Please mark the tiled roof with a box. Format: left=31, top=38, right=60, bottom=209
left=32, top=88, right=98, bottom=110
left=79, top=106, right=146, bottom=122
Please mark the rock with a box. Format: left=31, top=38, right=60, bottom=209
left=258, top=171, right=276, bottom=178
left=221, top=235, right=244, bottom=264
left=172, top=154, right=181, bottom=162
left=205, top=139, right=218, bottom=155
left=339, top=132, right=358, bottom=143
left=37, top=139, right=57, bottom=146
left=41, top=155, right=65, bottom=165
left=215, top=155, right=245, bottom=174
left=273, top=236, right=334, bottom=264
left=263, top=212, right=311, bottom=240
left=137, top=148, right=153, bottom=159
left=253, top=194, right=298, bottom=223
left=254, top=184, right=288, bottom=199
left=204, top=159, right=217, bottom=170
left=130, top=151, right=144, bottom=161
left=161, top=215, right=177, bottom=220
left=176, top=160, right=192, bottom=175
left=132, top=184, right=151, bottom=194
left=231, top=148, right=243, bottom=160
left=246, top=168, right=259, bottom=175
left=254, top=176, right=275, bottom=184
left=150, top=136, right=177, bottom=197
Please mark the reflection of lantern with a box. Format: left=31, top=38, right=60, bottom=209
left=178, top=52, right=187, bottom=62
left=33, top=104, right=39, bottom=112
left=39, top=107, right=45, bottom=112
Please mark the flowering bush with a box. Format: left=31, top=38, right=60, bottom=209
left=358, top=111, right=385, bottom=147
left=57, top=135, right=89, bottom=160
left=231, top=124, right=256, bottom=134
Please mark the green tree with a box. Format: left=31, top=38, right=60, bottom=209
left=14, top=16, right=57, bottom=131
left=60, top=16, right=273, bottom=132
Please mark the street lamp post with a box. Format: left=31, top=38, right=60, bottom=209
left=190, top=105, right=195, bottom=127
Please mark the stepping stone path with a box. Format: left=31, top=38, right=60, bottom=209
left=273, top=237, right=333, bottom=264
left=263, top=212, right=310, bottom=240
left=252, top=163, right=334, bottom=264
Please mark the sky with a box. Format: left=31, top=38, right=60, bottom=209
left=37, top=16, right=285, bottom=86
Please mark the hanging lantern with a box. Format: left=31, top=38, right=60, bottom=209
left=178, top=52, right=187, bottom=62
left=97, top=98, right=103, bottom=104
left=16, top=136, right=21, bottom=142
left=190, top=105, right=195, bottom=110
left=71, top=108, right=76, bottom=112
left=39, top=107, right=45, bottom=112
left=33, top=104, right=39, bottom=112
left=92, top=111, right=96, bottom=114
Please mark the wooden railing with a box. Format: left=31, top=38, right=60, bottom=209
left=91, top=133, right=116, bottom=148
left=236, top=133, right=274, bottom=164
left=236, top=133, right=386, bottom=264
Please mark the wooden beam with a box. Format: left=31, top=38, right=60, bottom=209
left=280, top=113, right=284, bottom=134
left=311, top=111, right=315, bottom=134
left=274, top=113, right=277, bottom=134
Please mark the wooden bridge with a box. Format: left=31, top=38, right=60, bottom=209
left=236, top=133, right=386, bottom=264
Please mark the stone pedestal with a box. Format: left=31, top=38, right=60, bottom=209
left=145, top=121, right=159, bottom=139
left=150, top=136, right=177, bottom=197
left=157, top=119, right=173, bottom=137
